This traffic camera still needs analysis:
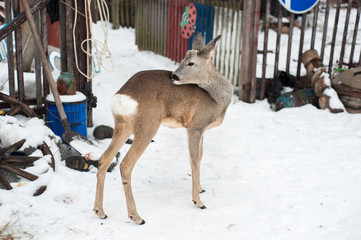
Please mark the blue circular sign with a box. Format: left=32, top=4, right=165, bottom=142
left=278, top=0, right=320, bottom=14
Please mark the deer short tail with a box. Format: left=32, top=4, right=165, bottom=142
left=111, top=94, right=138, bottom=116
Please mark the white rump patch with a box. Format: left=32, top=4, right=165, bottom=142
left=111, top=94, right=138, bottom=116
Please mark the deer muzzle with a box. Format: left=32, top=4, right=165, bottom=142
left=169, top=73, right=181, bottom=85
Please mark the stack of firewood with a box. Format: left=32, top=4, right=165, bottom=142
left=301, top=49, right=344, bottom=113
left=331, top=68, right=361, bottom=113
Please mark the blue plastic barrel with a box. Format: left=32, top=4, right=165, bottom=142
left=46, top=92, right=87, bottom=139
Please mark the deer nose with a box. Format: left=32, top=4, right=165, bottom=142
left=169, top=73, right=179, bottom=81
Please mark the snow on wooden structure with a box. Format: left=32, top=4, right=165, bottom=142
left=0, top=0, right=93, bottom=124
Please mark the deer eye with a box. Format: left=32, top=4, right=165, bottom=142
left=187, top=62, right=194, bottom=66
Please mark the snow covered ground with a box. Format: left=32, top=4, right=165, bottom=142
left=1, top=17, right=361, bottom=240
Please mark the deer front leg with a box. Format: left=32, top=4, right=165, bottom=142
left=187, top=129, right=206, bottom=209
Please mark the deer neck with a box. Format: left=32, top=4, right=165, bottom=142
left=198, top=71, right=233, bottom=108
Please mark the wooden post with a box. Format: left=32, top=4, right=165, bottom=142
left=41, top=7, right=49, bottom=97
left=239, top=0, right=252, bottom=102
left=328, top=0, right=341, bottom=73
left=35, top=12, right=42, bottom=108
left=286, top=13, right=294, bottom=73
left=310, top=3, right=319, bottom=50
left=5, top=0, right=15, bottom=112
left=112, top=0, right=120, bottom=29
left=59, top=0, right=67, bottom=72
left=13, top=0, right=25, bottom=102
left=65, top=0, right=74, bottom=73
left=320, top=0, right=331, bottom=62
left=260, top=0, right=270, bottom=100
left=250, top=0, right=260, bottom=103
left=349, top=6, right=360, bottom=66
left=339, top=0, right=352, bottom=68
left=296, top=14, right=307, bottom=81
left=273, top=3, right=282, bottom=80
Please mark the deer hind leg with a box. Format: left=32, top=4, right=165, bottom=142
left=94, top=121, right=132, bottom=219
left=187, top=129, right=206, bottom=209
left=120, top=123, right=160, bottom=225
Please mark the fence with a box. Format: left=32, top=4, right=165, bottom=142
left=111, top=0, right=136, bottom=29
left=134, top=0, right=242, bottom=85
left=237, top=0, right=361, bottom=102
left=115, top=0, right=361, bottom=103
left=0, top=0, right=50, bottom=113
left=1, top=0, right=360, bottom=113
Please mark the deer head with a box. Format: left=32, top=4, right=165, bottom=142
left=170, top=33, right=221, bottom=86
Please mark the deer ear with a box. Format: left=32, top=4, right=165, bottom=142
left=201, top=35, right=221, bottom=59
left=192, top=32, right=205, bottom=51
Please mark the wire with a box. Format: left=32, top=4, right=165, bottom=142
left=72, top=0, right=114, bottom=81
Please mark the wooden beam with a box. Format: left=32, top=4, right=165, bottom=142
left=0, top=0, right=52, bottom=42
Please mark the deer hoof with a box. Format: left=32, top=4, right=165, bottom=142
left=94, top=209, right=107, bottom=219
left=129, top=215, right=145, bottom=225
left=200, top=189, right=205, bottom=193
left=193, top=200, right=207, bottom=209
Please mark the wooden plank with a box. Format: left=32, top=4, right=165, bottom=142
left=13, top=0, right=24, bottom=102
left=320, top=0, right=331, bottom=62
left=156, top=0, right=160, bottom=55
left=167, top=0, right=171, bottom=59
left=134, top=0, right=139, bottom=46
left=35, top=12, right=42, bottom=108
left=296, top=14, right=307, bottom=80
left=163, top=0, right=167, bottom=56
left=112, top=0, right=120, bottom=29
left=130, top=0, right=135, bottom=27
left=176, top=0, right=179, bottom=61
left=273, top=3, right=282, bottom=80
left=349, top=6, right=360, bottom=66
left=144, top=0, right=148, bottom=51
left=74, top=0, right=88, bottom=92
left=310, top=3, right=319, bottom=50
left=339, top=0, right=352, bottom=68
left=179, top=0, right=183, bottom=61
left=286, top=13, right=294, bottom=73
left=126, top=0, right=131, bottom=27
left=261, top=0, right=270, bottom=99
left=65, top=0, right=74, bottom=74
left=41, top=7, right=49, bottom=97
left=220, top=2, right=228, bottom=75
left=239, top=0, right=252, bottom=101
left=5, top=0, right=15, bottom=109
left=167, top=0, right=172, bottom=59
left=59, top=0, right=67, bottom=72
left=213, top=5, right=220, bottom=70
left=139, top=0, right=144, bottom=50
left=0, top=0, right=51, bottom=42
left=233, top=1, right=242, bottom=86
left=223, top=2, right=230, bottom=79
left=250, top=0, right=260, bottom=103
left=328, top=0, right=341, bottom=73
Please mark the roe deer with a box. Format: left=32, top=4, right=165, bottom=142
left=93, top=33, right=233, bottom=224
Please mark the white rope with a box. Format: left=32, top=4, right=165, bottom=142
left=72, top=0, right=114, bottom=81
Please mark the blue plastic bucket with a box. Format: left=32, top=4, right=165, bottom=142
left=46, top=92, right=87, bottom=139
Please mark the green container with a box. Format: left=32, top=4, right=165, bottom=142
left=57, top=72, right=76, bottom=95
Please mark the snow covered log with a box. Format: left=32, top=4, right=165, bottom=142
left=301, top=49, right=344, bottom=113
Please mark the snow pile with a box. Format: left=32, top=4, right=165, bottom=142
left=0, top=115, right=61, bottom=202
